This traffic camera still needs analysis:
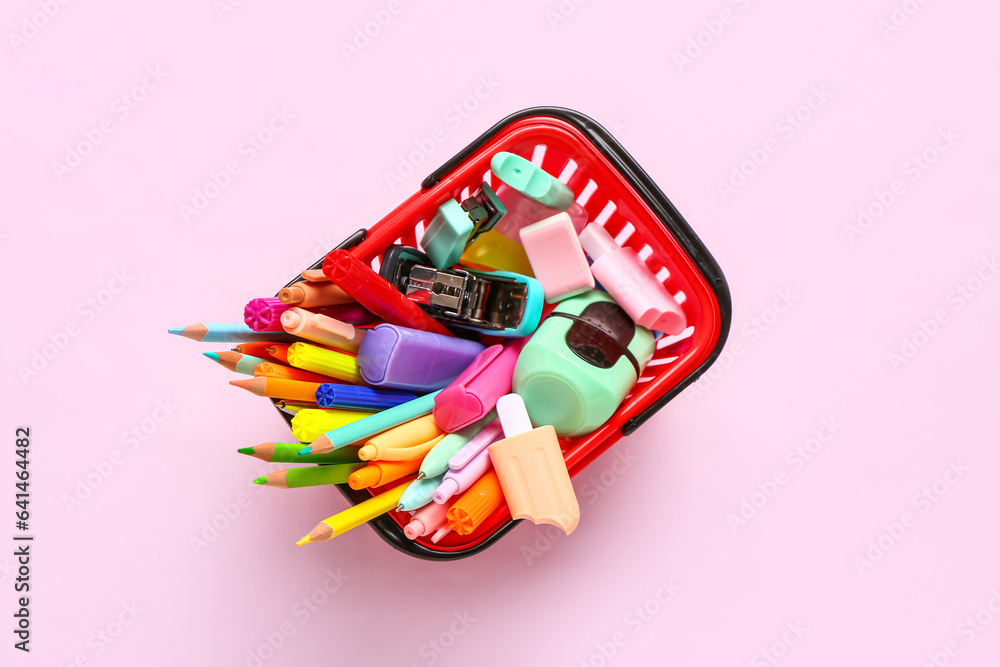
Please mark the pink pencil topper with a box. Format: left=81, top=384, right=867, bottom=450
left=432, top=339, right=527, bottom=432
left=519, top=212, right=595, bottom=303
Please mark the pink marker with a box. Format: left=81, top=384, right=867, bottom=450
left=432, top=421, right=504, bottom=504
left=578, top=223, right=687, bottom=335
left=520, top=212, right=595, bottom=303
left=432, top=339, right=527, bottom=432
left=404, top=498, right=455, bottom=540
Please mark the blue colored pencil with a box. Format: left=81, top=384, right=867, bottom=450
left=168, top=322, right=298, bottom=343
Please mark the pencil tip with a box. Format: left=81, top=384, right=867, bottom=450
left=230, top=379, right=251, bottom=389
left=253, top=477, right=266, bottom=485
left=203, top=351, right=220, bottom=361
left=167, top=327, right=183, bottom=335
left=298, top=446, right=312, bottom=455
left=237, top=447, right=254, bottom=455
left=415, top=472, right=425, bottom=480
left=296, top=536, right=311, bottom=546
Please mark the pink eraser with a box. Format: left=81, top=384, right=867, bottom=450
left=519, top=213, right=595, bottom=303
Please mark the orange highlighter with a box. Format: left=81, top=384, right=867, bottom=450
left=357, top=415, right=444, bottom=461
left=446, top=469, right=505, bottom=535
left=348, top=458, right=421, bottom=490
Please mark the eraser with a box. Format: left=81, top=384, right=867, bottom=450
left=519, top=213, right=595, bottom=303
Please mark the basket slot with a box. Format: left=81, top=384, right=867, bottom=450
left=673, top=290, right=687, bottom=305
left=370, top=256, right=381, bottom=272
left=593, top=200, right=617, bottom=226
left=413, top=220, right=426, bottom=252
left=614, top=221, right=635, bottom=246
left=557, top=159, right=578, bottom=183
left=530, top=144, right=547, bottom=166
left=576, top=179, right=599, bottom=206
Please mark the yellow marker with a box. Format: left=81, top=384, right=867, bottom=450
left=459, top=231, right=535, bottom=276
left=291, top=408, right=374, bottom=444
left=297, top=481, right=410, bottom=545
left=357, top=415, right=443, bottom=461
left=286, top=342, right=364, bottom=384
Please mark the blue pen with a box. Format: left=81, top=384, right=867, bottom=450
left=315, top=384, right=418, bottom=411
left=300, top=390, right=441, bottom=454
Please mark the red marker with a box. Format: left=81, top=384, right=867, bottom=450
left=323, top=249, right=453, bottom=337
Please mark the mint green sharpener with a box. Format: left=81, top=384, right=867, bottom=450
left=490, top=151, right=575, bottom=211
left=512, top=290, right=655, bottom=437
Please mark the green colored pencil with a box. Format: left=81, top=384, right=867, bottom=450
left=253, top=463, right=365, bottom=489
left=238, top=443, right=361, bottom=465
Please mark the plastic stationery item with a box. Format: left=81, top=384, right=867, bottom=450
left=272, top=108, right=731, bottom=560
left=519, top=212, right=595, bottom=303
left=513, top=290, right=656, bottom=437
left=579, top=222, right=687, bottom=335
left=421, top=182, right=506, bottom=269
left=459, top=231, right=535, bottom=276
left=356, top=323, right=486, bottom=392
left=432, top=340, right=525, bottom=432
left=279, top=308, right=365, bottom=353
left=488, top=393, right=580, bottom=535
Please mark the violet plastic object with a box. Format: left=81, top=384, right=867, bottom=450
left=356, top=323, right=486, bottom=392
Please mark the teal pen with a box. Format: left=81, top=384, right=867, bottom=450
left=417, top=411, right=496, bottom=480
left=168, top=322, right=298, bottom=343
left=397, top=474, right=444, bottom=512
left=301, top=390, right=442, bottom=455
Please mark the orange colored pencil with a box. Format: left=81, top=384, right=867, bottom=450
left=229, top=377, right=321, bottom=402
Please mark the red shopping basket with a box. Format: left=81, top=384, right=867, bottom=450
left=276, top=107, right=731, bottom=560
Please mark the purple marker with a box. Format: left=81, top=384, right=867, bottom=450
left=433, top=421, right=504, bottom=503
left=356, top=323, right=486, bottom=392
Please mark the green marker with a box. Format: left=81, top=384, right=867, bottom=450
left=417, top=411, right=496, bottom=480
left=253, top=463, right=365, bottom=488
left=238, top=443, right=361, bottom=465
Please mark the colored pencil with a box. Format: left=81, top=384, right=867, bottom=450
left=168, top=322, right=298, bottom=343
left=238, top=443, right=362, bottom=464
left=296, top=481, right=410, bottom=546
left=229, top=377, right=321, bottom=402
left=203, top=351, right=268, bottom=375
left=303, top=391, right=440, bottom=455
left=253, top=463, right=365, bottom=488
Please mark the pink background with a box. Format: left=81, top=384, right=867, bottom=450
left=3, top=1, right=1000, bottom=665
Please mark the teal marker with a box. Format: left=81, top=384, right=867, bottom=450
left=300, top=390, right=441, bottom=455
left=417, top=411, right=496, bottom=480
left=397, top=474, right=444, bottom=512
